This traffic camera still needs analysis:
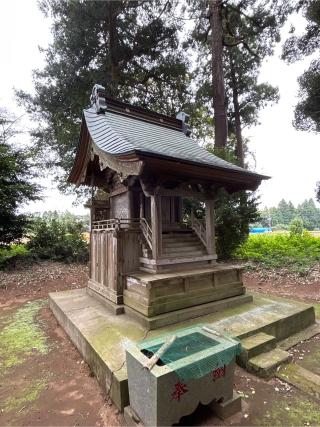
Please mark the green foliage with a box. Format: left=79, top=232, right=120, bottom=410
left=316, top=182, right=320, bottom=203
left=289, top=217, right=304, bottom=236
left=215, top=189, right=260, bottom=259
left=260, top=198, right=320, bottom=230
left=27, top=212, right=88, bottom=263
left=187, top=0, right=292, bottom=152
left=0, top=108, right=40, bottom=247
left=235, top=232, right=320, bottom=271
left=0, top=244, right=31, bottom=270
left=16, top=0, right=191, bottom=187
left=282, top=0, right=320, bottom=132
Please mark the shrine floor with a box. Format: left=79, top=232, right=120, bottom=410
left=49, top=288, right=316, bottom=411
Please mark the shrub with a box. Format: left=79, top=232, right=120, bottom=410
left=0, top=244, right=33, bottom=269
left=235, top=232, right=320, bottom=271
left=27, top=212, right=88, bottom=263
left=289, top=217, right=304, bottom=236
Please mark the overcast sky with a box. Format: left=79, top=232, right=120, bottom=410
left=0, top=0, right=319, bottom=216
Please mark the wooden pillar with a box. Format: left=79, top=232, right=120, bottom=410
left=205, top=199, right=216, bottom=255
left=139, top=192, right=145, bottom=219
left=151, top=195, right=162, bottom=259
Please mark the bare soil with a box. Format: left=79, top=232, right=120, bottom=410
left=243, top=267, right=320, bottom=303
left=0, top=261, right=319, bottom=427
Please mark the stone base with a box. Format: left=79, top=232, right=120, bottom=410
left=124, top=294, right=253, bottom=330
left=49, top=289, right=315, bottom=411
left=123, top=406, right=143, bottom=427
left=124, top=265, right=245, bottom=317
left=123, top=391, right=242, bottom=426
left=210, top=390, right=242, bottom=420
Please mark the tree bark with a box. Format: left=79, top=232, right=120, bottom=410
left=209, top=0, right=228, bottom=149
left=229, top=50, right=245, bottom=167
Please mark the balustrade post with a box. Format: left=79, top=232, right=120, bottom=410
left=205, top=199, right=216, bottom=255
left=151, top=195, right=162, bottom=259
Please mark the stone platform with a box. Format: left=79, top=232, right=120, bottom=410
left=49, top=288, right=315, bottom=411
left=124, top=265, right=245, bottom=317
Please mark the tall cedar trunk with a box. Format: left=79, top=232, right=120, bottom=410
left=209, top=0, right=228, bottom=149
left=107, top=1, right=120, bottom=97
left=229, top=51, right=245, bottom=167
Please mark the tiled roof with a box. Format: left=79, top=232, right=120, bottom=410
left=84, top=107, right=260, bottom=176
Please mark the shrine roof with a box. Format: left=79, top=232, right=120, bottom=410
left=83, top=107, right=263, bottom=178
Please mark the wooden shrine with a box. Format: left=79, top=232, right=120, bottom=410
left=69, top=84, right=268, bottom=328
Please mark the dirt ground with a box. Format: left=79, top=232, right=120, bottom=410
left=0, top=261, right=319, bottom=426
left=243, top=263, right=320, bottom=303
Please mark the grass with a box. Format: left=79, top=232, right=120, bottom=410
left=235, top=232, right=320, bottom=272
left=0, top=300, right=49, bottom=373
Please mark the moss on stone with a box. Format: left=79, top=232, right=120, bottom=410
left=278, top=363, right=320, bottom=399
left=0, top=300, right=49, bottom=373
left=1, top=379, right=47, bottom=414
left=314, top=303, right=320, bottom=319
left=257, top=395, right=320, bottom=426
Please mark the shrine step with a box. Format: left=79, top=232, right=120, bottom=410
left=237, top=332, right=277, bottom=367
left=162, top=249, right=207, bottom=257
left=247, top=348, right=292, bottom=378
left=139, top=254, right=217, bottom=273
left=163, top=239, right=202, bottom=248
left=162, top=244, right=204, bottom=254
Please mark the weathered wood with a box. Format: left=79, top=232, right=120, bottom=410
left=205, top=199, right=216, bottom=255
left=89, top=228, right=141, bottom=304
left=151, top=195, right=162, bottom=259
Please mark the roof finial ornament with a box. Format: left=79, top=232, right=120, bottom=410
left=176, top=111, right=191, bottom=136
left=90, top=84, right=107, bottom=114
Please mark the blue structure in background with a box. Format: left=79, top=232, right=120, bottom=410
left=250, top=227, right=272, bottom=234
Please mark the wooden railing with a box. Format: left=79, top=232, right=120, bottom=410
left=140, top=217, right=153, bottom=250
left=191, top=211, right=207, bottom=249
left=92, top=217, right=153, bottom=250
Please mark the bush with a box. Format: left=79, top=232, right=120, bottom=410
left=27, top=212, right=89, bottom=263
left=0, top=244, right=33, bottom=269
left=235, top=232, right=320, bottom=271
left=289, top=217, right=304, bottom=236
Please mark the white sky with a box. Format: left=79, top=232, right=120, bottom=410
left=0, top=0, right=319, bottom=215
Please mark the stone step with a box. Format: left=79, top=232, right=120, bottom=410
left=247, top=348, right=292, bottom=378
left=238, top=332, right=277, bottom=366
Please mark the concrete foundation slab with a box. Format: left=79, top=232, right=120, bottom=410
left=49, top=288, right=315, bottom=411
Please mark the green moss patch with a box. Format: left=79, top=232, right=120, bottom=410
left=0, top=300, right=49, bottom=373
left=277, top=363, right=320, bottom=399
left=256, top=395, right=320, bottom=426
left=1, top=379, right=47, bottom=414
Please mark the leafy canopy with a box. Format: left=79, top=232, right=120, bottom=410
left=0, top=108, right=40, bottom=247
left=17, top=0, right=191, bottom=186
left=187, top=0, right=292, bottom=144
left=282, top=0, right=320, bottom=132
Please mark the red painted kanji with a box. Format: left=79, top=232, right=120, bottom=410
left=212, top=365, right=226, bottom=381
left=171, top=381, right=188, bottom=401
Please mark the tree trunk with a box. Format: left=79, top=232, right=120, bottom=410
left=229, top=51, right=245, bottom=167
left=209, top=0, right=228, bottom=149
left=107, top=1, right=120, bottom=97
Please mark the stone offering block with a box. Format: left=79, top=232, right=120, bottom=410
left=125, top=326, right=241, bottom=426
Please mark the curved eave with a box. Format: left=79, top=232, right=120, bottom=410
left=115, top=150, right=269, bottom=192
left=68, top=119, right=90, bottom=185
